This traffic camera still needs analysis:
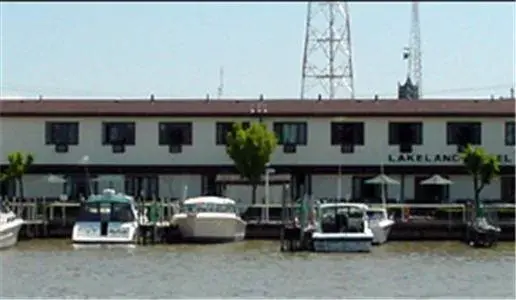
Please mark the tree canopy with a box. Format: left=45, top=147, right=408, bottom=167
left=0, top=151, right=34, bottom=198
left=460, top=145, right=500, bottom=218
left=226, top=122, right=277, bottom=204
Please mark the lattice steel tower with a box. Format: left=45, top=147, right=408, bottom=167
left=399, top=2, right=422, bottom=100
left=300, top=2, right=354, bottom=100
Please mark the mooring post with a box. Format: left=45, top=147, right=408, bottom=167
left=61, top=202, right=66, bottom=227
left=280, top=184, right=287, bottom=251
left=42, top=197, right=48, bottom=237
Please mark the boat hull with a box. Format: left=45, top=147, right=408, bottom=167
left=369, top=219, right=394, bottom=245
left=0, top=218, right=24, bottom=250
left=172, top=213, right=246, bottom=243
left=72, top=221, right=138, bottom=244
left=312, top=232, right=374, bottom=253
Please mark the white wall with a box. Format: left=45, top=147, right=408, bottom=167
left=0, top=116, right=513, bottom=166
left=1, top=116, right=512, bottom=200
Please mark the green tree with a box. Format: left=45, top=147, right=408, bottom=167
left=460, top=145, right=500, bottom=218
left=226, top=122, right=277, bottom=205
left=0, top=151, right=34, bottom=199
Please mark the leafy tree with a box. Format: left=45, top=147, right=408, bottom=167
left=0, top=152, right=34, bottom=199
left=460, top=145, right=500, bottom=218
left=226, top=122, right=277, bottom=205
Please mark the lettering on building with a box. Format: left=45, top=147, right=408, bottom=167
left=388, top=153, right=513, bottom=164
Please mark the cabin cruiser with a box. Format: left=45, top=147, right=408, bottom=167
left=366, top=207, right=394, bottom=245
left=72, top=189, right=142, bottom=245
left=171, top=196, right=246, bottom=243
left=0, top=201, right=24, bottom=250
left=312, top=203, right=374, bottom=253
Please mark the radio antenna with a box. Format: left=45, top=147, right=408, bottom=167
left=217, top=66, right=224, bottom=99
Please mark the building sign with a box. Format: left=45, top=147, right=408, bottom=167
left=388, top=153, right=513, bottom=164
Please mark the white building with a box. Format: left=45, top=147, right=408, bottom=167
left=0, top=98, right=514, bottom=205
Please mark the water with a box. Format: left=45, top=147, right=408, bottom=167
left=1, top=240, right=514, bottom=299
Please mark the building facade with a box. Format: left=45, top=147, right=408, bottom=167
left=0, top=98, right=514, bottom=205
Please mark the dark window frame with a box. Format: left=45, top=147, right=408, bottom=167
left=446, top=122, right=482, bottom=145
left=273, top=122, right=308, bottom=145
left=45, top=122, right=79, bottom=145
left=124, top=175, right=159, bottom=199
left=158, top=122, right=193, bottom=146
left=505, top=121, right=515, bottom=146
left=102, top=122, right=136, bottom=145
left=388, top=122, right=423, bottom=145
left=330, top=122, right=364, bottom=145
left=215, top=122, right=250, bottom=145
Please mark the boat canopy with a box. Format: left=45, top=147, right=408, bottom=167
left=183, top=196, right=235, bottom=205
left=86, top=189, right=134, bottom=204
left=319, top=203, right=369, bottom=211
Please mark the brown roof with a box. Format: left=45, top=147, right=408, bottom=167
left=0, top=98, right=514, bottom=117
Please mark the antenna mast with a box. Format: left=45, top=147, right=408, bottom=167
left=300, top=2, right=354, bottom=100
left=405, top=2, right=422, bottom=98
left=217, top=67, right=224, bottom=99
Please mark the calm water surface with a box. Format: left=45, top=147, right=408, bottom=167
left=1, top=240, right=514, bottom=299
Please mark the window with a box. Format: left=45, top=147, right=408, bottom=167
left=158, top=122, right=193, bottom=145
left=102, top=122, right=135, bottom=145
left=45, top=122, right=79, bottom=145
left=505, top=121, right=515, bottom=146
left=501, top=176, right=515, bottom=203
left=331, top=122, right=364, bottom=145
left=273, top=122, right=308, bottom=145
left=216, top=122, right=250, bottom=145
left=124, top=175, right=159, bottom=199
left=446, top=122, right=481, bottom=146
left=0, top=178, right=16, bottom=198
left=388, top=122, right=423, bottom=145
left=63, top=175, right=98, bottom=199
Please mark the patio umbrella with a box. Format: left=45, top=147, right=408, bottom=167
left=46, top=174, right=67, bottom=184
left=420, top=174, right=453, bottom=185
left=420, top=174, right=453, bottom=203
left=365, top=174, right=400, bottom=207
left=365, top=174, right=400, bottom=185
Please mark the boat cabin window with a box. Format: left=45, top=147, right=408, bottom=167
left=366, top=210, right=386, bottom=221
left=180, top=202, right=236, bottom=214
left=77, top=202, right=135, bottom=222
left=319, top=206, right=365, bottom=234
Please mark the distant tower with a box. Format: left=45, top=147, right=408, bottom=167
left=300, top=2, right=354, bottom=100
left=399, top=2, right=422, bottom=100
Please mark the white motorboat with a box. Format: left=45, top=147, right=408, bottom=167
left=72, top=189, right=142, bottom=245
left=171, top=196, right=246, bottom=243
left=312, top=203, right=374, bottom=253
left=0, top=201, right=24, bottom=250
left=366, top=207, right=394, bottom=245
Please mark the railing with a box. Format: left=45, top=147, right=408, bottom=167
left=0, top=197, right=179, bottom=225
left=242, top=203, right=516, bottom=226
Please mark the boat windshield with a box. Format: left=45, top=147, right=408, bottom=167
left=0, top=201, right=10, bottom=214
left=77, top=202, right=135, bottom=222
left=180, top=202, right=236, bottom=214
left=366, top=210, right=386, bottom=221
left=319, top=206, right=365, bottom=233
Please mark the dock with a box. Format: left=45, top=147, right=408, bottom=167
left=3, top=198, right=515, bottom=245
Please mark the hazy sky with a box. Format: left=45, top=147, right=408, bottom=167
left=1, top=2, right=515, bottom=99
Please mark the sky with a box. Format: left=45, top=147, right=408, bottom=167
left=1, top=2, right=515, bottom=100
